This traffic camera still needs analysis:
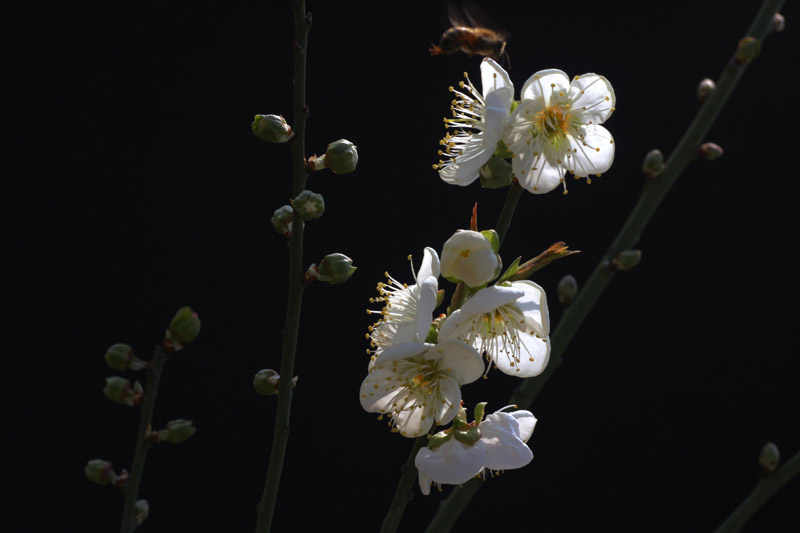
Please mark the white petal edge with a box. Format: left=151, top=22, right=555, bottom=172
left=520, top=69, right=570, bottom=104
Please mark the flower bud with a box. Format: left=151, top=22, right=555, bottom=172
left=696, top=78, right=716, bottom=102
left=85, top=459, right=114, bottom=485
left=612, top=250, right=642, bottom=271
left=771, top=13, right=785, bottom=33
left=164, top=419, right=196, bottom=444
left=557, top=275, right=578, bottom=307
left=104, top=377, right=144, bottom=406
left=167, top=306, right=201, bottom=347
left=291, top=190, right=325, bottom=220
left=479, top=157, right=513, bottom=189
left=271, top=205, right=294, bottom=237
left=324, top=139, right=359, bottom=174
left=134, top=500, right=150, bottom=526
left=440, top=230, right=501, bottom=288
left=642, top=149, right=665, bottom=178
left=253, top=369, right=280, bottom=396
left=736, top=36, right=761, bottom=64
left=251, top=114, right=293, bottom=143
left=104, top=343, right=146, bottom=371
left=316, top=253, right=356, bottom=284
left=698, top=142, right=724, bottom=161
left=759, top=441, right=780, bottom=474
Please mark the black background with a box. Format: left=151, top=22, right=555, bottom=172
left=6, top=1, right=799, bottom=531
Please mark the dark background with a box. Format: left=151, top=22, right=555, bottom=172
left=6, top=1, right=798, bottom=531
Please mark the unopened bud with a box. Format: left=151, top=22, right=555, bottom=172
left=104, top=343, right=146, bottom=371
left=164, top=419, right=196, bottom=444
left=85, top=459, right=114, bottom=485
left=698, top=142, right=724, bottom=161
left=166, top=306, right=201, bottom=349
left=759, top=441, right=780, bottom=474
left=613, top=250, right=642, bottom=271
left=253, top=369, right=280, bottom=396
left=642, top=149, right=665, bottom=178
left=134, top=500, right=150, bottom=526
left=271, top=205, right=294, bottom=237
left=479, top=157, right=513, bottom=189
left=104, top=377, right=144, bottom=406
left=324, top=139, right=359, bottom=174
left=316, top=253, right=356, bottom=284
left=772, top=13, right=785, bottom=33
left=291, top=190, right=325, bottom=220
left=697, top=78, right=716, bottom=102
left=736, top=37, right=761, bottom=64
left=251, top=114, right=293, bottom=143
left=557, top=275, right=578, bottom=307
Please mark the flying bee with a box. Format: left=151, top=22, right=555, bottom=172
left=429, top=1, right=510, bottom=65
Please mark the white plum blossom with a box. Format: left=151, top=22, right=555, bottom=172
left=367, top=248, right=440, bottom=356
left=435, top=58, right=514, bottom=186
left=440, top=230, right=500, bottom=288
left=416, top=406, right=537, bottom=495
left=504, top=69, right=615, bottom=194
left=359, top=340, right=484, bottom=438
left=439, top=281, right=550, bottom=377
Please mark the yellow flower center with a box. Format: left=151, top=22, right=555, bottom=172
left=532, top=104, right=571, bottom=147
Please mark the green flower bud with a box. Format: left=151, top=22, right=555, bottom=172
left=134, top=500, right=150, bottom=526
left=759, top=441, right=780, bottom=474
left=317, top=253, right=356, bottom=284
left=253, top=369, right=280, bottom=396
left=164, top=419, right=196, bottom=444
left=479, top=157, right=513, bottom=189
left=104, top=343, right=146, bottom=371
left=104, top=377, right=143, bottom=406
left=696, top=78, right=716, bottom=102
left=271, top=205, right=293, bottom=237
left=324, top=139, right=358, bottom=174
left=251, top=114, right=293, bottom=143
left=168, top=306, right=201, bottom=347
left=698, top=142, right=724, bottom=161
left=291, top=190, right=325, bottom=221
left=642, top=149, right=665, bottom=178
left=772, top=13, right=785, bottom=33
left=557, top=275, right=578, bottom=306
left=85, top=459, right=114, bottom=485
left=612, top=250, right=642, bottom=271
left=736, top=36, right=761, bottom=64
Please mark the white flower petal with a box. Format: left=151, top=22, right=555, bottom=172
left=569, top=74, right=616, bottom=125
left=459, top=285, right=524, bottom=317
left=480, top=412, right=533, bottom=470
left=439, top=134, right=492, bottom=186
left=415, top=276, right=439, bottom=341
left=520, top=69, right=570, bottom=104
left=425, top=339, right=485, bottom=385
left=415, top=438, right=486, bottom=486
left=510, top=280, right=550, bottom=336
left=393, top=402, right=434, bottom=437
left=419, top=247, right=441, bottom=280
left=374, top=342, right=427, bottom=365
left=509, top=410, right=537, bottom=443
left=433, top=376, right=462, bottom=425
left=566, top=125, right=615, bottom=177
left=489, top=331, right=549, bottom=377
left=481, top=58, right=513, bottom=101
left=359, top=366, right=399, bottom=413
left=418, top=470, right=433, bottom=496
left=514, top=148, right=566, bottom=194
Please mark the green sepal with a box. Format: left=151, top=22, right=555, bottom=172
left=428, top=430, right=452, bottom=451
left=492, top=139, right=513, bottom=160
left=473, top=402, right=488, bottom=425
left=424, top=323, right=439, bottom=344
left=495, top=256, right=521, bottom=285
left=453, top=426, right=482, bottom=447
left=480, top=230, right=500, bottom=253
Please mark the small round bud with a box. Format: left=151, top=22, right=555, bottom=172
left=104, top=343, right=146, bottom=371
left=253, top=369, right=280, bottom=396
left=613, top=250, right=642, bottom=271
left=642, top=149, right=665, bottom=178
left=479, top=157, right=513, bottom=189
left=771, top=13, right=785, bottom=33
left=557, top=275, right=578, bottom=307
left=291, top=190, right=325, bottom=221
left=698, top=142, right=724, bottom=161
left=271, top=205, right=293, bottom=237
left=104, top=377, right=144, bottom=406
left=317, top=253, right=356, bottom=284
left=736, top=37, right=761, bottom=64
left=251, top=114, right=293, bottom=143
left=164, top=419, right=196, bottom=444
left=85, top=459, right=114, bottom=485
left=324, top=139, right=358, bottom=174
left=168, top=306, right=201, bottom=347
left=696, top=78, right=716, bottom=102
left=134, top=500, right=150, bottom=527
left=759, top=441, right=780, bottom=474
